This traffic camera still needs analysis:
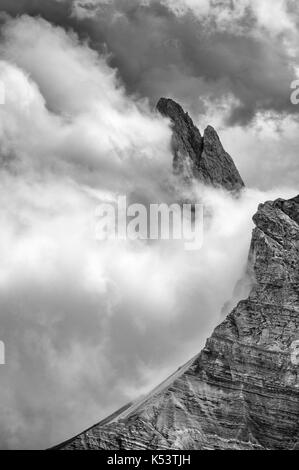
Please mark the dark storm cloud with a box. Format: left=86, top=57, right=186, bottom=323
left=0, top=0, right=298, bottom=125
left=0, top=0, right=73, bottom=20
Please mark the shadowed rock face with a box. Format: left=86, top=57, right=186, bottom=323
left=55, top=195, right=299, bottom=450
left=156, top=98, right=245, bottom=192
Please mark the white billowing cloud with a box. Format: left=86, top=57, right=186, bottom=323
left=220, top=113, right=299, bottom=190
left=162, top=0, right=298, bottom=37
left=193, top=96, right=299, bottom=190
left=250, top=0, right=297, bottom=36
left=72, top=0, right=298, bottom=38
left=0, top=14, right=297, bottom=450
left=0, top=15, right=172, bottom=193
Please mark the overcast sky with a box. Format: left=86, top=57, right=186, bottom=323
left=0, top=0, right=298, bottom=449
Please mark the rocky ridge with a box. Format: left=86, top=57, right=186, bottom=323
left=156, top=97, right=245, bottom=191
left=55, top=194, right=299, bottom=450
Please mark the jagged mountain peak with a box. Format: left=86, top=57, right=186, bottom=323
left=156, top=97, right=245, bottom=192
left=156, top=97, right=191, bottom=123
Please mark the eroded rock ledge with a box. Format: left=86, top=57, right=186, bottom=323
left=55, top=195, right=299, bottom=450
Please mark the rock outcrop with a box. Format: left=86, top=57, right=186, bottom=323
left=156, top=98, right=245, bottom=192
left=55, top=195, right=299, bottom=450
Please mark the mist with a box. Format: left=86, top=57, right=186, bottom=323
left=0, top=13, right=297, bottom=449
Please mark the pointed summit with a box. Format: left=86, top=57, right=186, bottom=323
left=156, top=97, right=245, bottom=192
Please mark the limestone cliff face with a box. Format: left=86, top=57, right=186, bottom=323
left=56, top=195, right=299, bottom=450
left=156, top=98, right=245, bottom=191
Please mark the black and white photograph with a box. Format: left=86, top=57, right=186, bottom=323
left=0, top=0, right=298, bottom=455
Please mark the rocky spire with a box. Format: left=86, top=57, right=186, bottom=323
left=156, top=97, right=245, bottom=192
left=54, top=194, right=299, bottom=450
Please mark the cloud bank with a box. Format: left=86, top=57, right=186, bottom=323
left=1, top=0, right=299, bottom=189
left=1, top=0, right=298, bottom=125
left=0, top=6, right=297, bottom=449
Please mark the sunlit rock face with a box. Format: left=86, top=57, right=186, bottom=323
left=56, top=195, right=299, bottom=450
left=156, top=98, right=245, bottom=192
